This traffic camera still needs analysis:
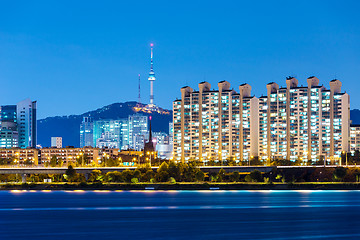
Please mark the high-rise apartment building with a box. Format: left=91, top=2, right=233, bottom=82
left=173, top=77, right=350, bottom=164
left=350, top=124, right=360, bottom=154
left=173, top=81, right=258, bottom=162
left=80, top=117, right=94, bottom=147
left=0, top=99, right=37, bottom=149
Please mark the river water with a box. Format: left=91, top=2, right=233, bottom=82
left=1, top=190, right=360, bottom=239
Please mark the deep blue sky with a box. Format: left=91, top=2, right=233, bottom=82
left=0, top=1, right=359, bottom=119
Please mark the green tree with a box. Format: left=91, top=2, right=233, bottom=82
left=250, top=157, right=262, bottom=166
left=64, top=165, right=77, bottom=182
left=0, top=158, right=8, bottom=165
left=131, top=178, right=139, bottom=183
left=229, top=171, right=240, bottom=182
left=181, top=161, right=200, bottom=182
left=169, top=177, right=176, bottom=184
left=137, top=164, right=152, bottom=174
left=49, top=156, right=63, bottom=167
left=156, top=162, right=170, bottom=182
left=104, top=157, right=119, bottom=167
left=158, top=162, right=169, bottom=172
left=24, top=159, right=34, bottom=166
left=58, top=159, right=64, bottom=167
left=88, top=170, right=103, bottom=182
left=76, top=154, right=90, bottom=167
left=122, top=169, right=134, bottom=183
left=133, top=169, right=141, bottom=180
left=217, top=168, right=226, bottom=182
left=245, top=170, right=263, bottom=182
left=333, top=167, right=347, bottom=182
left=194, top=170, right=205, bottom=182
left=105, top=171, right=123, bottom=182
left=141, top=170, right=154, bottom=182
left=50, top=156, right=58, bottom=167
left=168, top=161, right=182, bottom=181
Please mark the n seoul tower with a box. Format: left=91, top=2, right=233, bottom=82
left=148, top=43, right=156, bottom=107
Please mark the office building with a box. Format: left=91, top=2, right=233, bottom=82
left=80, top=117, right=94, bottom=147
left=153, top=131, right=172, bottom=159
left=17, top=99, right=37, bottom=148
left=93, top=119, right=127, bottom=149
left=51, top=137, right=62, bottom=148
left=1, top=105, right=20, bottom=148
left=82, top=114, right=149, bottom=151
left=173, top=77, right=350, bottom=164
left=0, top=99, right=37, bottom=149
left=92, top=114, right=148, bottom=150
left=128, top=114, right=148, bottom=151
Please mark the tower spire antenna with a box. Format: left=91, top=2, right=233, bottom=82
left=138, top=74, right=141, bottom=105
left=151, top=44, right=153, bottom=67
left=148, top=43, right=156, bottom=107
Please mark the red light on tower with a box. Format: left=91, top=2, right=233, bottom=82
left=149, top=116, right=152, bottom=121
left=150, top=43, right=154, bottom=47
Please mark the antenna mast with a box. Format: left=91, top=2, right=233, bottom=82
left=138, top=74, right=141, bottom=105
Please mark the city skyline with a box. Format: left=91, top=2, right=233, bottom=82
left=0, top=1, right=359, bottom=119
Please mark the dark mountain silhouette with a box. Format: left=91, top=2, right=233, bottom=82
left=351, top=109, right=360, bottom=125
left=37, top=101, right=172, bottom=147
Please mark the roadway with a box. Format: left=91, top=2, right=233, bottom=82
left=0, top=164, right=348, bottom=176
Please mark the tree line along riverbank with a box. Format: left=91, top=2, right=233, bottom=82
left=1, top=162, right=360, bottom=189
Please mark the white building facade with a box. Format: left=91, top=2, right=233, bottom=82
left=51, top=137, right=62, bottom=148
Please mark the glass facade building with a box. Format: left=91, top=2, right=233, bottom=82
left=0, top=99, right=36, bottom=149
left=80, top=117, right=94, bottom=147
left=81, top=114, right=149, bottom=150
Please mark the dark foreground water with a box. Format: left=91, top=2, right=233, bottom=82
left=1, top=190, right=360, bottom=240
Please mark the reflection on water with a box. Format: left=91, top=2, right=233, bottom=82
left=1, top=190, right=360, bottom=239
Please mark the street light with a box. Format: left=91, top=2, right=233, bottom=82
left=342, top=151, right=347, bottom=167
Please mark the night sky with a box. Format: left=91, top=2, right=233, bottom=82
left=0, top=0, right=359, bottom=119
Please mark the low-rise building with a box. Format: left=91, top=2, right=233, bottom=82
left=40, top=147, right=100, bottom=166
left=0, top=148, right=39, bottom=165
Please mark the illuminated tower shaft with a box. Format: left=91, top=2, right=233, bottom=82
left=150, top=81, right=154, bottom=104
left=148, top=44, right=156, bottom=106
